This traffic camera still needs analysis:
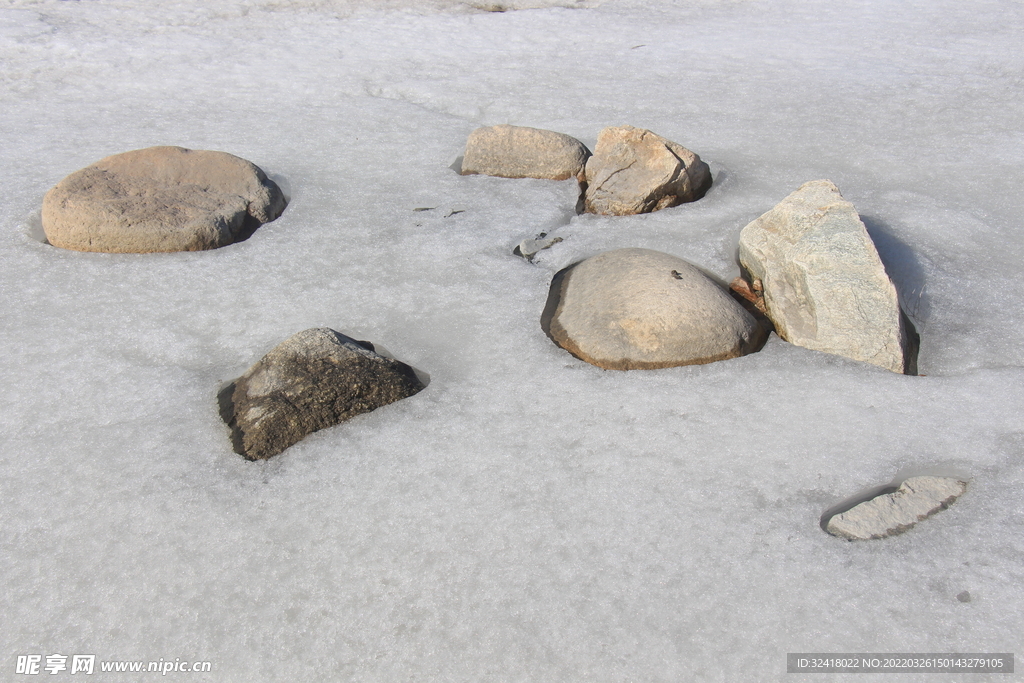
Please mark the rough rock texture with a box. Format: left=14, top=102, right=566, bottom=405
left=729, top=276, right=768, bottom=315
left=583, top=125, right=712, bottom=215
left=543, top=248, right=765, bottom=370
left=461, top=124, right=591, bottom=181
left=738, top=180, right=915, bottom=374
left=826, top=476, right=967, bottom=540
left=221, top=328, right=425, bottom=460
left=42, top=146, right=287, bottom=253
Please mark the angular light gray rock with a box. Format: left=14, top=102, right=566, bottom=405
left=738, top=180, right=915, bottom=374
left=42, top=146, right=287, bottom=253
left=543, top=248, right=765, bottom=370
left=583, top=125, right=712, bottom=215
left=461, top=124, right=591, bottom=181
left=221, top=328, right=425, bottom=460
left=826, top=476, right=967, bottom=540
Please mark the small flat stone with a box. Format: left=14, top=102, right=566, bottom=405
left=461, top=124, right=590, bottom=181
left=222, top=328, right=425, bottom=460
left=42, top=146, right=286, bottom=253
left=544, top=248, right=765, bottom=370
left=583, top=125, right=712, bottom=215
left=826, top=476, right=967, bottom=540
left=514, top=235, right=562, bottom=260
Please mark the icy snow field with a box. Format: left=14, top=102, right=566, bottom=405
left=2, top=0, right=1023, bottom=680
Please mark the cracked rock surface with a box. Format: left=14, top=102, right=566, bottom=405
left=826, top=476, right=967, bottom=540
left=42, top=146, right=287, bottom=253
left=583, top=125, right=712, bottom=215
left=222, top=328, right=425, bottom=460
left=544, top=248, right=765, bottom=370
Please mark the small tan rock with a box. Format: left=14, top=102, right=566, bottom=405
left=583, top=125, right=711, bottom=215
left=42, top=146, right=287, bottom=253
left=461, top=124, right=590, bottom=181
left=543, top=248, right=765, bottom=370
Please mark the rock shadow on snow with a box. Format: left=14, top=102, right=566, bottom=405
left=859, top=215, right=923, bottom=375
left=861, top=214, right=930, bottom=327
left=22, top=210, right=48, bottom=244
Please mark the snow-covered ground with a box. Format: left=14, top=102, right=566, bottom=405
left=2, top=0, right=1022, bottom=680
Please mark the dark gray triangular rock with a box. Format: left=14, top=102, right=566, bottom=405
left=221, top=328, right=425, bottom=460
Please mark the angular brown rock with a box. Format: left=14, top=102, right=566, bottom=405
left=583, top=125, right=712, bottom=215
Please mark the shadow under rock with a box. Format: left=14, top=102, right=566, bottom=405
left=22, top=210, right=49, bottom=244
left=233, top=172, right=291, bottom=244
left=861, top=214, right=930, bottom=326
left=217, top=381, right=246, bottom=456
left=819, top=480, right=901, bottom=533
left=539, top=263, right=572, bottom=343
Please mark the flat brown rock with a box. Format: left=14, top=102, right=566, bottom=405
left=461, top=124, right=590, bottom=181
left=42, top=146, right=287, bottom=253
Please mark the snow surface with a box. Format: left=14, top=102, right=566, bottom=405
left=2, top=0, right=1023, bottom=680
